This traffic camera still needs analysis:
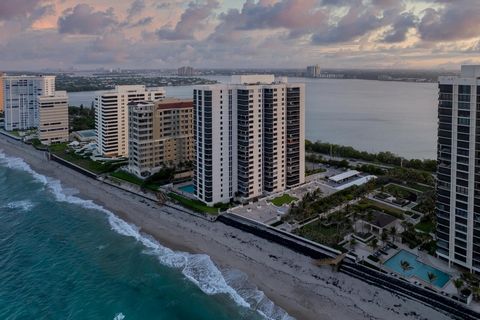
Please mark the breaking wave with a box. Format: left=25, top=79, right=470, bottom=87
left=0, top=150, right=293, bottom=320
left=4, top=200, right=35, bottom=212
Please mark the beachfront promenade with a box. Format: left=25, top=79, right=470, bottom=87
left=1, top=133, right=479, bottom=320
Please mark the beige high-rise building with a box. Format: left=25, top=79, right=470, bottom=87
left=0, top=72, right=5, bottom=113
left=38, top=91, right=69, bottom=145
left=128, top=99, right=194, bottom=178
left=95, top=85, right=165, bottom=158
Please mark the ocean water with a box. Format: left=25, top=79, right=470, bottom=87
left=0, top=151, right=292, bottom=320
left=68, top=77, right=437, bottom=159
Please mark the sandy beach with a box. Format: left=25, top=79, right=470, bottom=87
left=0, top=135, right=452, bottom=320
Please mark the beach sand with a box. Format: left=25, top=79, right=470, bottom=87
left=0, top=135, right=451, bottom=320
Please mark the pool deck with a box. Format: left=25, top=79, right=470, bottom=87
left=384, top=250, right=450, bottom=288
left=368, top=243, right=461, bottom=293
left=172, top=181, right=197, bottom=199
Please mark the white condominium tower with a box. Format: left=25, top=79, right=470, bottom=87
left=436, top=65, right=480, bottom=272
left=193, top=75, right=305, bottom=206
left=3, top=75, right=55, bottom=131
left=95, top=85, right=165, bottom=157
left=0, top=72, right=5, bottom=113
left=306, top=65, right=321, bottom=78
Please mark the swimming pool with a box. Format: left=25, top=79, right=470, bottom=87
left=384, top=250, right=451, bottom=288
left=179, top=184, right=195, bottom=194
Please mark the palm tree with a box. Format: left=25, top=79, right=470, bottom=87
left=352, top=209, right=358, bottom=233
left=381, top=230, right=389, bottom=243
left=453, top=278, right=464, bottom=294
left=350, top=238, right=357, bottom=250
left=370, top=238, right=379, bottom=250
left=400, top=260, right=413, bottom=272
left=390, top=226, right=397, bottom=243
left=471, top=286, right=480, bottom=301
left=427, top=272, right=437, bottom=285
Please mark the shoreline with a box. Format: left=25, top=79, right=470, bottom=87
left=0, top=135, right=452, bottom=320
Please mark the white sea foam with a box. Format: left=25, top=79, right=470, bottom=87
left=0, top=150, right=293, bottom=320
left=4, top=200, right=35, bottom=211
left=113, top=313, right=125, bottom=320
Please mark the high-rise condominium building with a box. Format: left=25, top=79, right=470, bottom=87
left=436, top=65, right=480, bottom=272
left=95, top=85, right=165, bottom=158
left=178, top=66, right=195, bottom=77
left=38, top=91, right=69, bottom=145
left=306, top=65, right=321, bottom=78
left=127, top=99, right=194, bottom=178
left=0, top=72, right=5, bottom=113
left=193, top=75, right=305, bottom=206
left=3, top=75, right=55, bottom=131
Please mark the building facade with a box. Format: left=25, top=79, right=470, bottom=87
left=95, top=85, right=165, bottom=158
left=127, top=99, right=194, bottom=178
left=306, top=65, right=321, bottom=78
left=0, top=72, right=5, bottom=113
left=3, top=75, right=55, bottom=131
left=178, top=66, right=195, bottom=76
left=38, top=91, right=69, bottom=145
left=194, top=75, right=305, bottom=206
left=436, top=65, right=480, bottom=272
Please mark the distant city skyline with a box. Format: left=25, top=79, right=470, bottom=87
left=1, top=0, right=480, bottom=71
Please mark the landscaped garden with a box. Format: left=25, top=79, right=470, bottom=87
left=110, top=171, right=144, bottom=186
left=285, top=180, right=379, bottom=222
left=270, top=194, right=298, bottom=206
left=109, top=168, right=176, bottom=191
left=415, top=214, right=436, bottom=234
left=294, top=211, right=353, bottom=246
left=168, top=192, right=222, bottom=215
left=353, top=199, right=405, bottom=220
left=385, top=183, right=418, bottom=199
left=49, top=143, right=126, bottom=174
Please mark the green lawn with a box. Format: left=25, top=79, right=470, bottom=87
left=356, top=199, right=405, bottom=220
left=50, top=145, right=126, bottom=174
left=306, top=168, right=326, bottom=176
left=415, top=220, right=435, bottom=234
left=295, top=220, right=352, bottom=246
left=168, top=192, right=219, bottom=215
left=270, top=194, right=298, bottom=206
left=110, top=171, right=161, bottom=191
left=405, top=182, right=433, bottom=193
left=110, top=171, right=144, bottom=186
left=384, top=183, right=419, bottom=199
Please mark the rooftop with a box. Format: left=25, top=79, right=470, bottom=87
left=74, top=129, right=96, bottom=138
left=365, top=210, right=397, bottom=229
left=461, top=65, right=480, bottom=78
left=329, top=170, right=360, bottom=183
left=156, top=98, right=193, bottom=109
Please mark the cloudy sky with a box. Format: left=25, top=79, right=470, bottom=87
left=1, top=0, right=480, bottom=70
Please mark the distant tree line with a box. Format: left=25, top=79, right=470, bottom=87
left=305, top=140, right=437, bottom=172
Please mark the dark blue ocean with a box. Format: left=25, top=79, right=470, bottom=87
left=0, top=151, right=291, bottom=320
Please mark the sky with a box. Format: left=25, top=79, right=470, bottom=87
left=1, top=0, right=480, bottom=71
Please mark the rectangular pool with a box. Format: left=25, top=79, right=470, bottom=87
left=384, top=250, right=451, bottom=288
left=179, top=184, right=195, bottom=194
